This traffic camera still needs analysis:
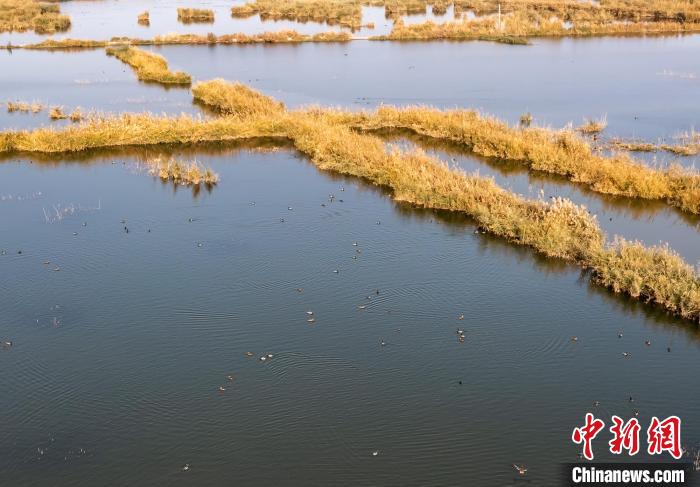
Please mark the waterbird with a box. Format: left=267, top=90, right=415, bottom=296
left=352, top=242, right=358, bottom=246
left=218, top=386, right=226, bottom=392
left=333, top=269, right=339, bottom=274
left=458, top=314, right=464, bottom=320
left=307, top=318, right=316, bottom=323
left=182, top=464, right=191, bottom=472
left=571, top=336, right=578, bottom=342
left=667, top=346, right=671, bottom=352
left=623, top=352, right=631, bottom=357
left=513, top=464, right=528, bottom=476
left=288, top=207, right=293, bottom=211
left=358, top=305, right=367, bottom=310
left=306, top=311, right=314, bottom=315
left=645, top=340, right=651, bottom=346
left=260, top=356, right=267, bottom=361
left=227, top=375, right=234, bottom=381
left=618, top=331, right=623, bottom=338
left=2, top=341, right=12, bottom=348
left=267, top=353, right=273, bottom=359
left=245, top=352, right=254, bottom=357
left=380, top=339, right=386, bottom=347
left=372, top=451, right=379, bottom=456
left=593, top=401, right=600, bottom=407
left=634, top=410, right=640, bottom=417
left=295, top=288, right=304, bottom=293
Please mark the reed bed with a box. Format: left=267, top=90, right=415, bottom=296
left=192, top=79, right=286, bottom=117
left=137, top=11, right=150, bottom=26
left=232, top=0, right=363, bottom=30
left=177, top=8, right=215, bottom=24
left=147, top=157, right=219, bottom=185
left=16, top=30, right=352, bottom=50
left=6, top=101, right=43, bottom=113
left=610, top=131, right=700, bottom=156
left=0, top=0, right=70, bottom=34
left=377, top=13, right=700, bottom=42
left=322, top=106, right=700, bottom=215
left=49, top=106, right=67, bottom=120
left=105, top=46, right=192, bottom=85
left=577, top=116, right=608, bottom=135
left=1, top=87, right=699, bottom=321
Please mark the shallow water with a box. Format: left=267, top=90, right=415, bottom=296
left=1, top=144, right=699, bottom=486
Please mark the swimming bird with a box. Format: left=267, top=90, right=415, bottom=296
left=182, top=464, right=191, bottom=472
left=458, top=314, right=464, bottom=320
left=288, top=207, right=293, bottom=211
left=372, top=451, right=379, bottom=456
left=333, top=269, right=339, bottom=274
left=571, top=336, right=578, bottom=342
left=1, top=341, right=12, bottom=348
left=380, top=339, right=386, bottom=347
left=645, top=340, right=651, bottom=346
left=218, top=386, right=226, bottom=392
left=513, top=464, right=527, bottom=476
left=593, top=400, right=600, bottom=407
left=295, top=288, right=304, bottom=293
left=667, top=347, right=671, bottom=352
left=618, top=331, right=623, bottom=338
left=267, top=353, right=273, bottom=359
left=307, top=318, right=316, bottom=323
left=352, top=242, right=358, bottom=246
left=227, top=375, right=234, bottom=381
left=623, top=352, right=631, bottom=357
left=358, top=305, right=367, bottom=310
left=260, top=356, right=267, bottom=361
left=306, top=311, right=314, bottom=315
left=245, top=351, right=254, bottom=357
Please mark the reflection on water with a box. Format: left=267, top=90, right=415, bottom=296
left=1, top=144, right=699, bottom=486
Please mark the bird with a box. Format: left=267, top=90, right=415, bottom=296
left=372, top=451, right=379, bottom=456
left=358, top=305, right=367, bottom=310
left=352, top=242, right=358, bottom=246
left=182, top=464, right=191, bottom=472
left=593, top=400, right=600, bottom=407
left=1, top=341, right=12, bottom=348
left=260, top=356, right=267, bottom=361
left=571, top=336, right=579, bottom=342
left=227, top=375, right=234, bottom=381
left=333, top=269, right=340, bottom=274
left=622, top=352, right=631, bottom=357
left=295, top=288, right=304, bottom=293
left=618, top=331, right=623, bottom=338
left=267, top=353, right=273, bottom=359
left=245, top=352, right=254, bottom=357
left=513, top=464, right=528, bottom=476
left=306, top=311, right=314, bottom=315
left=380, top=339, right=386, bottom=347
left=307, top=318, right=316, bottom=323
left=218, top=386, right=226, bottom=392
left=458, top=314, right=464, bottom=320
left=645, top=340, right=651, bottom=346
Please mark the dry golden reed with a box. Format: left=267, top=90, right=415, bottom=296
left=0, top=0, right=70, bottom=34
left=177, top=8, right=215, bottom=24
left=137, top=11, right=150, bottom=26
left=192, top=79, right=286, bottom=117
left=147, top=157, right=219, bottom=185
left=105, top=46, right=192, bottom=85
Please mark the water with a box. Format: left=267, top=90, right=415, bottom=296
left=1, top=144, right=699, bottom=486
left=2, top=7, right=700, bottom=483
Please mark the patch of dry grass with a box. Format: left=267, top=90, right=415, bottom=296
left=232, top=0, right=363, bottom=30
left=324, top=106, right=700, bottom=215
left=49, top=106, right=67, bottom=120
left=7, top=101, right=44, bottom=113
left=192, top=79, right=285, bottom=117
left=138, top=11, right=150, bottom=26
left=105, top=46, right=192, bottom=85
left=0, top=0, right=70, bottom=34
left=16, top=30, right=352, bottom=50
left=577, top=116, right=608, bottom=135
left=177, top=7, right=214, bottom=24
left=147, top=156, right=219, bottom=185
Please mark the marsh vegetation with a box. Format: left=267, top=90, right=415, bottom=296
left=105, top=46, right=192, bottom=85
left=176, top=7, right=215, bottom=24
left=0, top=0, right=70, bottom=34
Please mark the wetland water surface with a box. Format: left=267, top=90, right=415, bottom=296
left=1, top=145, right=700, bottom=486
left=3, top=5, right=700, bottom=483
